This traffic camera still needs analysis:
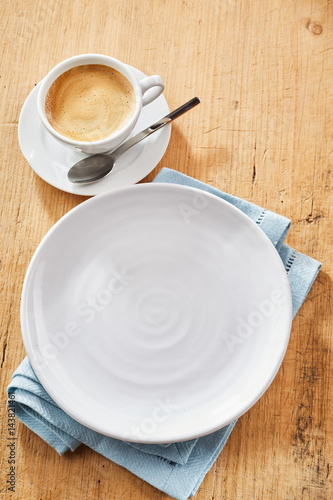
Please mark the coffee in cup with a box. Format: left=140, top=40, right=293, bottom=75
left=45, top=64, right=136, bottom=142
left=37, top=54, right=165, bottom=154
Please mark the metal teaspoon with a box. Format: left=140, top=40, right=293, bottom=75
left=67, top=97, right=200, bottom=184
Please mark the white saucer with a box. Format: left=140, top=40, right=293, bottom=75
left=18, top=66, right=171, bottom=196
left=21, top=183, right=292, bottom=443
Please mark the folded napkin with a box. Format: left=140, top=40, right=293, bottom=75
left=8, top=168, right=321, bottom=500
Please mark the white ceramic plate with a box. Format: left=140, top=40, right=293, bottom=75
left=21, top=183, right=292, bottom=443
left=18, top=66, right=171, bottom=196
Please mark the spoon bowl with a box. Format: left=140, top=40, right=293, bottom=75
left=68, top=154, right=117, bottom=184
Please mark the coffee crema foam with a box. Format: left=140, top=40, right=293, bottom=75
left=45, top=65, right=136, bottom=142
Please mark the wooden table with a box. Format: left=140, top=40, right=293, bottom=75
left=1, top=0, right=332, bottom=498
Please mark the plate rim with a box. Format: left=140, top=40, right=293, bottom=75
left=20, top=182, right=293, bottom=443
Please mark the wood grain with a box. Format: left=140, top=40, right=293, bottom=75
left=1, top=0, right=332, bottom=498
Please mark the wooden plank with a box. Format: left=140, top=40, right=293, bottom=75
left=0, top=0, right=332, bottom=498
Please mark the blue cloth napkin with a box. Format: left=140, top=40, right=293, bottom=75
left=7, top=168, right=321, bottom=500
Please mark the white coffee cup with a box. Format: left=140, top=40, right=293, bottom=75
left=37, top=54, right=165, bottom=154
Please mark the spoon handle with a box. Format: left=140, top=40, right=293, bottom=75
left=111, top=97, right=200, bottom=158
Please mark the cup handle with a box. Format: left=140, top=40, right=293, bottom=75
left=139, top=75, right=165, bottom=106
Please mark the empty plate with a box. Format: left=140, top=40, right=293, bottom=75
left=21, top=183, right=292, bottom=443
